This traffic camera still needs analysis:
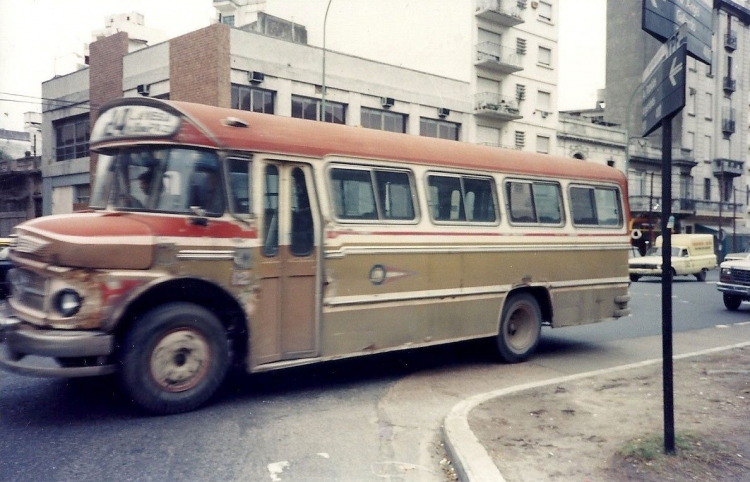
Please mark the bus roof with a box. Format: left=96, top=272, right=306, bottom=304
left=92, top=97, right=626, bottom=186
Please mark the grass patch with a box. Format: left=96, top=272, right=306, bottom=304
left=619, top=433, right=694, bottom=462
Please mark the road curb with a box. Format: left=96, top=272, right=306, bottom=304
left=442, top=340, right=750, bottom=482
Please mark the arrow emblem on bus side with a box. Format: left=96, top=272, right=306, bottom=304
left=669, top=57, right=683, bottom=87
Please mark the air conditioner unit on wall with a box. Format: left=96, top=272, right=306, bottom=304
left=137, top=84, right=150, bottom=96
left=437, top=107, right=450, bottom=118
left=531, top=1, right=539, bottom=8
left=381, top=97, right=395, bottom=108
left=248, top=71, right=265, bottom=84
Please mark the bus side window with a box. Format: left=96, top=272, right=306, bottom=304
left=569, top=186, right=598, bottom=225
left=427, top=175, right=465, bottom=221
left=374, top=170, right=415, bottom=220
left=594, top=187, right=621, bottom=226
left=330, top=168, right=378, bottom=220
left=532, top=182, right=562, bottom=224
left=463, top=177, right=496, bottom=222
left=507, top=181, right=536, bottom=223
left=227, top=158, right=251, bottom=216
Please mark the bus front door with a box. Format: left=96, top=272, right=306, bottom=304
left=254, top=163, right=319, bottom=365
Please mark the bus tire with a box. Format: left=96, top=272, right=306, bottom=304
left=121, top=302, right=229, bottom=414
left=496, top=293, right=542, bottom=363
left=723, top=294, right=742, bottom=311
left=629, top=274, right=640, bottom=282
left=695, top=269, right=707, bottom=282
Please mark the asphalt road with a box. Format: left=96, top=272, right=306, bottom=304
left=0, top=271, right=747, bottom=482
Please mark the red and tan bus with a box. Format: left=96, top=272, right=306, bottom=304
left=0, top=98, right=630, bottom=413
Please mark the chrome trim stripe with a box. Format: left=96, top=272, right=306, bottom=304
left=324, top=277, right=629, bottom=307
left=176, top=250, right=235, bottom=261
left=325, top=243, right=631, bottom=258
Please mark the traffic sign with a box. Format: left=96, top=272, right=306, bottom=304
left=642, top=42, right=687, bottom=136
left=642, top=0, right=713, bottom=65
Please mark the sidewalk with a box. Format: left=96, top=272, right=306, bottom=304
left=444, top=336, right=750, bottom=481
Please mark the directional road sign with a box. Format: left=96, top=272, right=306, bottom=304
left=642, top=42, right=687, bottom=136
left=642, top=0, right=713, bottom=65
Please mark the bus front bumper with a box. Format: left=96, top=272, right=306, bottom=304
left=0, top=316, right=117, bottom=377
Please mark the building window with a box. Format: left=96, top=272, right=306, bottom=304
left=232, top=85, right=274, bottom=114
left=537, top=90, right=551, bottom=113
left=705, top=92, right=713, bottom=119
left=516, top=38, right=527, bottom=55
left=420, top=118, right=459, bottom=140
left=704, top=135, right=712, bottom=161
left=221, top=15, right=235, bottom=27
left=515, top=130, right=525, bottom=149
left=292, top=95, right=345, bottom=124
left=536, top=135, right=550, bottom=154
left=538, top=46, right=552, bottom=66
left=687, top=91, right=695, bottom=115
left=538, top=1, right=553, bottom=22
left=361, top=107, right=406, bottom=133
left=703, top=178, right=711, bottom=200
left=54, top=115, right=89, bottom=161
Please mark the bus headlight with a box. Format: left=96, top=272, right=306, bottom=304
left=55, top=289, right=83, bottom=317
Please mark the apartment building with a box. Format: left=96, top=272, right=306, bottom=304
left=40, top=1, right=559, bottom=215
left=604, top=0, right=750, bottom=254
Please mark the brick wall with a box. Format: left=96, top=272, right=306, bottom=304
left=88, top=31, right=129, bottom=182
left=170, top=23, right=231, bottom=108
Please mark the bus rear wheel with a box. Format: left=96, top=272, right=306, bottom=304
left=121, top=302, right=229, bottom=414
left=496, top=293, right=542, bottom=363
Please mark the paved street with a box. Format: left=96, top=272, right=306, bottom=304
left=1, top=271, right=748, bottom=481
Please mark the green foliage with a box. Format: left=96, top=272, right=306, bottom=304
left=620, top=433, right=694, bottom=461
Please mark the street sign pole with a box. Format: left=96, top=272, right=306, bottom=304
left=660, top=114, right=675, bottom=455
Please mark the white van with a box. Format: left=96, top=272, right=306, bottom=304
left=629, top=234, right=717, bottom=282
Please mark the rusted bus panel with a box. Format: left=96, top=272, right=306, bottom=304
left=320, top=296, right=503, bottom=357
left=550, top=285, right=630, bottom=328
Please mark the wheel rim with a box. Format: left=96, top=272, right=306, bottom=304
left=149, top=328, right=212, bottom=393
left=505, top=303, right=538, bottom=353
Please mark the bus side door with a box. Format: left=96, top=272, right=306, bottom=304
left=253, top=162, right=319, bottom=364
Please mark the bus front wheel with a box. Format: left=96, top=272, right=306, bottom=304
left=121, top=302, right=230, bottom=414
left=496, top=293, right=542, bottom=363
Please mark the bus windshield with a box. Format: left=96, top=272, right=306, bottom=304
left=90, top=147, right=225, bottom=216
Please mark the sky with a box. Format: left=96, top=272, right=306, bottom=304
left=0, top=0, right=606, bottom=132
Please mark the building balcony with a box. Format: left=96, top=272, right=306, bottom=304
left=693, top=199, right=744, bottom=216
left=722, top=118, right=736, bottom=136
left=475, top=42, right=524, bottom=73
left=0, top=156, right=41, bottom=176
left=474, top=93, right=522, bottom=121
left=475, top=0, right=524, bottom=27
left=713, top=158, right=744, bottom=178
left=723, top=76, right=736, bottom=93
left=725, top=32, right=737, bottom=51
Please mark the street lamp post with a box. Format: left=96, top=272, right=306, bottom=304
left=320, top=0, right=333, bottom=122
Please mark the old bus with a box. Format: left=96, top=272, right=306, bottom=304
left=0, top=98, right=630, bottom=413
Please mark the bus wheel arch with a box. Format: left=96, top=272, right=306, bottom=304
left=114, top=278, right=249, bottom=373
left=495, top=289, right=547, bottom=363
left=121, top=301, right=230, bottom=414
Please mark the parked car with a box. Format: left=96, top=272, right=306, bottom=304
left=717, top=256, right=750, bottom=310
left=723, top=245, right=750, bottom=262
left=0, top=238, right=12, bottom=299
left=628, top=234, right=717, bottom=282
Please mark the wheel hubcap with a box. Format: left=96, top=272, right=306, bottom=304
left=506, top=305, right=535, bottom=352
left=150, top=328, right=211, bottom=392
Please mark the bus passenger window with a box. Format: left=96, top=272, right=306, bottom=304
left=570, top=187, right=598, bottom=225
left=427, top=175, right=465, bottom=221
left=507, top=182, right=536, bottom=223
left=374, top=170, right=415, bottom=220
left=330, top=168, right=377, bottom=220
left=463, top=177, right=496, bottom=222
left=532, top=183, right=562, bottom=224
left=227, top=158, right=251, bottom=216
left=570, top=186, right=622, bottom=227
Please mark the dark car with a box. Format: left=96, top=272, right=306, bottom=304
left=0, top=244, right=11, bottom=299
